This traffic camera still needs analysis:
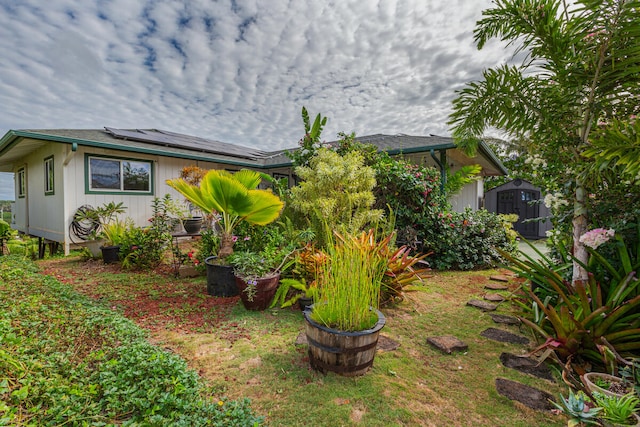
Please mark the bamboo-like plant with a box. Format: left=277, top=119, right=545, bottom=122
left=311, top=229, right=389, bottom=331
left=166, top=169, right=284, bottom=258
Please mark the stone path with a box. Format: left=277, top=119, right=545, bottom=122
left=424, top=272, right=556, bottom=411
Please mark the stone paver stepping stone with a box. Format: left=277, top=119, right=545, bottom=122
left=377, top=335, right=401, bottom=352
left=489, top=314, right=521, bottom=325
left=467, top=299, right=498, bottom=311
left=485, top=282, right=509, bottom=290
left=490, top=274, right=511, bottom=282
left=427, top=335, right=468, bottom=354
left=499, top=352, right=554, bottom=381
left=480, top=328, right=529, bottom=345
left=495, top=378, right=554, bottom=411
left=484, top=293, right=506, bottom=302
left=295, top=331, right=308, bottom=345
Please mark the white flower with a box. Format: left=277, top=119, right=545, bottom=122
left=579, top=228, right=615, bottom=249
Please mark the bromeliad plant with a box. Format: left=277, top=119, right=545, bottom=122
left=167, top=169, right=284, bottom=259
left=508, top=224, right=640, bottom=367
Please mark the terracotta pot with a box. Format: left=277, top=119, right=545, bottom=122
left=304, top=306, right=385, bottom=377
left=583, top=372, right=627, bottom=398
left=235, top=272, right=280, bottom=310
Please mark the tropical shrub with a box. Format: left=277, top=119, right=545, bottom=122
left=422, top=208, right=519, bottom=270
left=508, top=225, right=640, bottom=367
left=167, top=169, right=283, bottom=259
left=119, top=196, right=176, bottom=270
left=289, top=148, right=384, bottom=246
left=370, top=152, right=445, bottom=243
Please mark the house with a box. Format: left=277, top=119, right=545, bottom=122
left=0, top=128, right=507, bottom=254
left=484, top=179, right=552, bottom=239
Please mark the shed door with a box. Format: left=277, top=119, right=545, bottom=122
left=497, top=189, right=540, bottom=238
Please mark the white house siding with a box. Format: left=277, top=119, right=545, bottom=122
left=12, top=142, right=67, bottom=242
left=11, top=164, right=27, bottom=233
left=450, top=179, right=483, bottom=213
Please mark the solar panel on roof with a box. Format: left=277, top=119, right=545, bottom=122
left=104, top=127, right=266, bottom=160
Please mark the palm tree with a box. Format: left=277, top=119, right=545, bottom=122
left=167, top=169, right=284, bottom=258
left=448, top=0, right=640, bottom=285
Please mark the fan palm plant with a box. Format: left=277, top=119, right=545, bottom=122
left=167, top=169, right=284, bottom=258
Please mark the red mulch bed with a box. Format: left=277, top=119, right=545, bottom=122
left=39, top=257, right=250, bottom=341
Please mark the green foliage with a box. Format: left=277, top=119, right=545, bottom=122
left=585, top=119, right=640, bottom=181
left=167, top=169, right=284, bottom=258
left=449, top=0, right=640, bottom=284
left=289, top=148, right=384, bottom=246
left=228, top=221, right=298, bottom=280
left=423, top=209, right=519, bottom=270
left=311, top=229, right=389, bottom=331
left=551, top=390, right=602, bottom=426
left=507, top=226, right=640, bottom=366
left=99, top=218, right=132, bottom=247
left=0, top=219, right=13, bottom=241
left=287, top=106, right=328, bottom=168
left=593, top=392, right=640, bottom=425
left=445, top=164, right=482, bottom=196
left=271, top=278, right=319, bottom=308
left=0, top=255, right=263, bottom=426
left=119, top=197, right=177, bottom=270
left=370, top=153, right=445, bottom=235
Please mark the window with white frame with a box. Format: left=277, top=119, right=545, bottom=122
left=44, top=156, right=54, bottom=195
left=17, top=167, right=26, bottom=198
left=87, top=155, right=152, bottom=194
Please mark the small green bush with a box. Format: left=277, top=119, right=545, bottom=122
left=0, top=255, right=264, bottom=426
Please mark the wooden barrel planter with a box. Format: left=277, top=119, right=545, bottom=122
left=205, top=256, right=239, bottom=297
left=303, top=308, right=386, bottom=377
left=235, top=273, right=280, bottom=310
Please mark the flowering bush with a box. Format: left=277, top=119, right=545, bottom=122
left=421, top=208, right=519, bottom=270
left=371, top=152, right=445, bottom=241
left=579, top=228, right=615, bottom=249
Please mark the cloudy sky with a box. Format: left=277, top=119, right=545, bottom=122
left=0, top=0, right=516, bottom=199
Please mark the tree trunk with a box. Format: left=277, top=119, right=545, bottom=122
left=218, top=232, right=235, bottom=259
left=572, top=183, right=589, bottom=287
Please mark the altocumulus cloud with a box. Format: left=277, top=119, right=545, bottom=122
left=0, top=0, right=516, bottom=151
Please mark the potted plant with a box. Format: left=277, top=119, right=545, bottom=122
left=584, top=373, right=631, bottom=398
left=228, top=246, right=295, bottom=311
left=72, top=202, right=126, bottom=258
left=304, top=229, right=390, bottom=376
left=167, top=169, right=284, bottom=296
left=551, top=390, right=602, bottom=426
left=592, top=392, right=640, bottom=426
left=99, top=219, right=130, bottom=264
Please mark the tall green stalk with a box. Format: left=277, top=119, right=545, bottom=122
left=311, top=230, right=387, bottom=331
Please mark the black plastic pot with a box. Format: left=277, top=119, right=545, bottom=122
left=182, top=217, right=203, bottom=234
left=101, top=245, right=120, bottom=264
left=205, top=256, right=239, bottom=297
left=298, top=296, right=314, bottom=311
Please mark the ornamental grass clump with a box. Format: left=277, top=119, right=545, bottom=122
left=311, top=229, right=389, bottom=331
